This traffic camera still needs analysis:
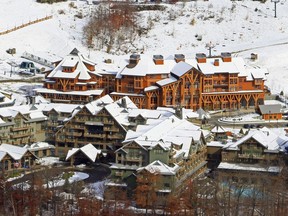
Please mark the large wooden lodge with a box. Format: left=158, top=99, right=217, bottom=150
left=37, top=49, right=268, bottom=111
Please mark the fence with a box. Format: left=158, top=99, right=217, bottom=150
left=0, top=15, right=53, bottom=36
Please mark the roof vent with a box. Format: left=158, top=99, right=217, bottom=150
left=174, top=54, right=185, bottom=63
left=214, top=59, right=219, bottom=66
left=129, top=54, right=140, bottom=65
left=153, top=55, right=164, bottom=65
left=196, top=53, right=207, bottom=63
left=221, top=52, right=232, bottom=62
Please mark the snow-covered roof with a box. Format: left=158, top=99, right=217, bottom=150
left=218, top=162, right=282, bottom=173
left=0, top=144, right=31, bottom=161
left=194, top=57, right=240, bottom=75
left=156, top=77, right=177, bottom=86
left=66, top=143, right=101, bottom=162
left=118, top=55, right=176, bottom=77
left=124, top=115, right=202, bottom=159
left=26, top=142, right=55, bottom=151
left=35, top=88, right=103, bottom=96
left=223, top=127, right=288, bottom=151
left=170, top=61, right=193, bottom=78
left=144, top=86, right=159, bottom=92
left=211, top=125, right=227, bottom=133
left=47, top=49, right=100, bottom=80
left=259, top=104, right=282, bottom=114
left=137, top=160, right=179, bottom=176
left=85, top=95, right=114, bottom=115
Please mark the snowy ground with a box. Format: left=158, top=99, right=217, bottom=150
left=14, top=171, right=89, bottom=190
left=1, top=0, right=288, bottom=95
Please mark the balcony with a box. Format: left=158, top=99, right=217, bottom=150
left=107, top=134, right=123, bottom=139
left=70, top=125, right=85, bottom=130
left=213, top=82, right=228, bottom=87
left=238, top=154, right=265, bottom=159
left=74, top=118, right=87, bottom=123
left=104, top=127, right=119, bottom=132
left=10, top=126, right=30, bottom=132
left=65, top=132, right=83, bottom=137
left=84, top=133, right=105, bottom=138
left=125, top=157, right=141, bottom=162
left=115, top=171, right=123, bottom=177
left=103, top=119, right=114, bottom=125
left=10, top=133, right=31, bottom=139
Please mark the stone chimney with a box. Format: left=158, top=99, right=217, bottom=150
left=153, top=55, right=164, bottom=65
left=214, top=59, right=220, bottom=66
left=221, top=52, right=232, bottom=62
left=174, top=54, right=185, bottom=63
left=196, top=53, right=207, bottom=63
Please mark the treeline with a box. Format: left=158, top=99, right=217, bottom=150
left=1, top=167, right=288, bottom=215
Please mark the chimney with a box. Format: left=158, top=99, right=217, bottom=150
left=129, top=54, right=140, bottom=65
left=153, top=55, right=164, bottom=65
left=221, top=52, right=232, bottom=62
left=196, top=53, right=207, bottom=63
left=175, top=106, right=184, bottom=120
left=214, top=59, right=220, bottom=66
left=121, top=97, right=127, bottom=108
left=174, top=54, right=185, bottom=63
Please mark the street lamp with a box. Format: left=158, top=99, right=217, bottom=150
left=271, top=0, right=280, bottom=18
left=233, top=118, right=236, bottom=129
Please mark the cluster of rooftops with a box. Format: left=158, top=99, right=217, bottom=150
left=45, top=48, right=268, bottom=82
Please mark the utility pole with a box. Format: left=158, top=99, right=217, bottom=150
left=271, top=0, right=280, bottom=18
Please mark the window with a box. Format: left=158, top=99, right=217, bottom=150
left=151, top=95, right=157, bottom=104
left=155, top=149, right=163, bottom=154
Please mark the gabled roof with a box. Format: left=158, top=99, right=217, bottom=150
left=259, top=104, right=282, bottom=114
left=137, top=160, right=179, bottom=176
left=47, top=49, right=100, bottom=80
left=66, top=143, right=101, bottom=162
left=211, top=125, right=227, bottom=133
left=170, top=61, right=193, bottom=78
left=224, top=128, right=286, bottom=151
left=0, top=144, right=31, bottom=161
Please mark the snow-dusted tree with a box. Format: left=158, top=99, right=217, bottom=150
left=83, top=2, right=139, bottom=53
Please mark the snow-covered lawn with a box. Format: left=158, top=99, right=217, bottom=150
left=44, top=172, right=89, bottom=189
left=13, top=171, right=89, bottom=190
left=219, top=113, right=262, bottom=124
left=36, top=156, right=62, bottom=166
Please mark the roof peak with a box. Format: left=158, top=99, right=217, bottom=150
left=70, top=48, right=80, bottom=55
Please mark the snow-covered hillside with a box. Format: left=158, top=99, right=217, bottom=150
left=1, top=0, right=288, bottom=95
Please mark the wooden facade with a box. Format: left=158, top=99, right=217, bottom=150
left=55, top=104, right=127, bottom=158
left=112, top=53, right=266, bottom=110
left=38, top=50, right=267, bottom=111
left=38, top=48, right=105, bottom=104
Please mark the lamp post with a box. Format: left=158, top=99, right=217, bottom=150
left=205, top=41, right=215, bottom=57
left=271, top=0, right=280, bottom=18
